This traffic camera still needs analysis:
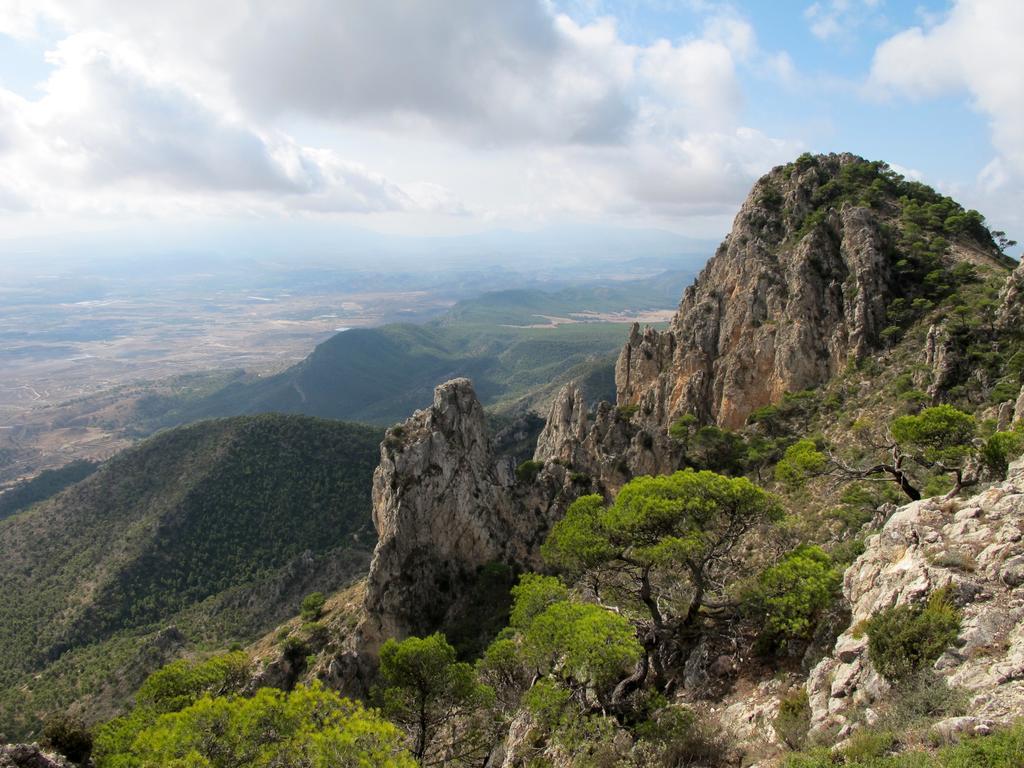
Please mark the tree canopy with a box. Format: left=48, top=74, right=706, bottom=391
left=94, top=683, right=413, bottom=768
left=378, top=633, right=495, bottom=765
left=542, top=470, right=782, bottom=690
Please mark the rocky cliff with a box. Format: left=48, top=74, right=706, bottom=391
left=0, top=744, right=72, bottom=768
left=358, top=379, right=576, bottom=653
left=998, top=259, right=1023, bottom=331
left=808, top=455, right=1024, bottom=740
left=615, top=154, right=1004, bottom=430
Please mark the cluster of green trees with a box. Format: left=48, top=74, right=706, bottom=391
left=349, top=469, right=845, bottom=764
left=0, top=459, right=98, bottom=523
left=91, top=653, right=413, bottom=767
left=782, top=154, right=997, bottom=252
left=787, top=405, right=1024, bottom=501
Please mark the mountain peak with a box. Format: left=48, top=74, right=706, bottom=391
left=616, top=153, right=1010, bottom=429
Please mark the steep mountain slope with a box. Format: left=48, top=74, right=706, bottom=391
left=616, top=153, right=1014, bottom=430
left=329, top=153, right=1021, bottom=660
left=0, top=414, right=382, bottom=738
left=9, top=153, right=1022, bottom=766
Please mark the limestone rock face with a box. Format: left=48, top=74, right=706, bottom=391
left=533, top=384, right=679, bottom=489
left=359, top=379, right=570, bottom=655
left=998, top=260, right=1024, bottom=330
left=807, top=455, right=1024, bottom=735
left=533, top=384, right=591, bottom=467
left=924, top=324, right=960, bottom=402
left=1016, top=385, right=1024, bottom=424
left=617, top=155, right=906, bottom=429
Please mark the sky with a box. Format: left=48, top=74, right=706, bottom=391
left=0, top=0, right=1021, bottom=260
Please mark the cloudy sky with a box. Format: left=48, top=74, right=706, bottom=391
left=0, top=0, right=1021, bottom=255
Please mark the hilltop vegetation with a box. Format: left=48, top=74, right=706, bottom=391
left=0, top=414, right=382, bottom=739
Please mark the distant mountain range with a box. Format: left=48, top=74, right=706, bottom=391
left=147, top=271, right=691, bottom=427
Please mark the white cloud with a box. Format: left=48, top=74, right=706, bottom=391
left=871, top=0, right=1024, bottom=176
left=0, top=0, right=44, bottom=39
left=804, top=0, right=885, bottom=43
left=0, top=0, right=801, bottom=231
left=0, top=30, right=456, bottom=215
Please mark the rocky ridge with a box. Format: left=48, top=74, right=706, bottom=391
left=615, top=154, right=1004, bottom=430
left=357, top=379, right=578, bottom=653
left=355, top=154, right=1017, bottom=655
left=0, top=744, right=72, bottom=768
left=532, top=382, right=678, bottom=490
left=998, top=259, right=1023, bottom=331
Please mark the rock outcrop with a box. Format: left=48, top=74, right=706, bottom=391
left=532, top=383, right=678, bottom=489
left=358, top=379, right=574, bottom=654
left=352, top=155, right=1017, bottom=706
left=0, top=744, right=72, bottom=768
left=808, top=455, right=1024, bottom=737
left=617, top=156, right=904, bottom=429
left=924, top=323, right=959, bottom=402
left=614, top=154, right=1010, bottom=430
left=998, top=259, right=1023, bottom=330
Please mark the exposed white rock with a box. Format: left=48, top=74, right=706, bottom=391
left=808, top=455, right=1024, bottom=735
left=997, top=259, right=1023, bottom=331
left=616, top=156, right=934, bottom=429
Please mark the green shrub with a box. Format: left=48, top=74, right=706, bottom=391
left=301, top=621, right=330, bottom=646
left=634, top=705, right=729, bottom=767
left=939, top=720, right=1024, bottom=767
left=669, top=413, right=698, bottom=445
left=867, top=588, right=961, bottom=682
left=616, top=404, right=639, bottom=419
left=515, top=459, right=545, bottom=483
left=281, top=636, right=310, bottom=665
left=775, top=439, right=827, bottom=489
left=135, top=651, right=250, bottom=714
left=842, top=728, right=899, bottom=762
left=524, top=677, right=572, bottom=729
left=774, top=688, right=811, bottom=749
left=745, top=545, right=842, bottom=650
left=94, top=683, right=414, bottom=767
left=981, top=429, right=1024, bottom=479
left=299, top=591, right=326, bottom=621
left=887, top=670, right=967, bottom=730
left=42, top=713, right=93, bottom=763
left=783, top=720, right=1024, bottom=767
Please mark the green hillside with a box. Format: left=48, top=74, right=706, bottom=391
left=167, top=321, right=637, bottom=426
left=139, top=273, right=685, bottom=428
left=0, top=414, right=382, bottom=738
left=441, top=271, right=689, bottom=325
left=0, top=459, right=98, bottom=522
